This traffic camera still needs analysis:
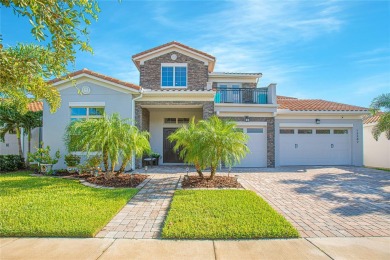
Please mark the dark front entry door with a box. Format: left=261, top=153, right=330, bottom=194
left=163, top=128, right=183, bottom=163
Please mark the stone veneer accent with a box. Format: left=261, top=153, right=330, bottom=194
left=141, top=108, right=150, bottom=132
left=220, top=116, right=275, bottom=168
left=140, top=51, right=208, bottom=90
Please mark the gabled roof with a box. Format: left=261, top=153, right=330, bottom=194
left=28, top=101, right=43, bottom=112
left=132, top=41, right=216, bottom=72
left=363, top=112, right=383, bottom=124
left=49, top=68, right=141, bottom=91
left=277, top=97, right=368, bottom=112
left=132, top=41, right=215, bottom=60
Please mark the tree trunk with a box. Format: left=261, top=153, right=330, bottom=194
left=194, top=162, right=204, bottom=179
left=103, top=149, right=109, bottom=172
left=210, top=165, right=216, bottom=180
left=16, top=128, right=23, bottom=158
left=118, top=157, right=131, bottom=174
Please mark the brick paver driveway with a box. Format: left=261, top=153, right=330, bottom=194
left=238, top=167, right=390, bottom=238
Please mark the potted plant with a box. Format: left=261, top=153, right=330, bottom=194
left=151, top=152, right=160, bottom=166
left=28, top=144, right=61, bottom=175
left=64, top=154, right=81, bottom=173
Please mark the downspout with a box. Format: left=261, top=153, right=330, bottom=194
left=131, top=89, right=144, bottom=170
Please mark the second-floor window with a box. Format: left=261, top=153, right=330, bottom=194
left=161, top=63, right=187, bottom=87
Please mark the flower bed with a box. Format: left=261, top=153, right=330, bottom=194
left=182, top=175, right=242, bottom=189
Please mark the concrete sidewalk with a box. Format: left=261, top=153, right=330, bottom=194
left=1, top=237, right=389, bottom=260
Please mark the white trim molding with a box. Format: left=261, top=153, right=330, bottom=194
left=69, top=102, right=105, bottom=107
left=279, top=123, right=354, bottom=128
left=236, top=122, right=267, bottom=127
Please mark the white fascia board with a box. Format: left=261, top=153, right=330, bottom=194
left=215, top=103, right=278, bottom=113
left=235, top=122, right=267, bottom=127
left=69, top=102, right=105, bottom=107
left=276, top=109, right=369, bottom=115
left=279, top=123, right=354, bottom=128
left=53, top=74, right=140, bottom=94
left=216, top=103, right=277, bottom=108
left=135, top=45, right=214, bottom=65
left=363, top=122, right=377, bottom=127
left=142, top=91, right=215, bottom=96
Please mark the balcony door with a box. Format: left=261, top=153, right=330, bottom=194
left=219, top=83, right=241, bottom=103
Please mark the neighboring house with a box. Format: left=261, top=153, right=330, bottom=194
left=0, top=102, right=42, bottom=158
left=40, top=41, right=368, bottom=170
left=363, top=113, right=390, bottom=169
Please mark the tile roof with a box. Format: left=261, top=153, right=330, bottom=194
left=28, top=101, right=43, bottom=112
left=277, top=95, right=298, bottom=100
left=132, top=41, right=216, bottom=60
left=363, top=112, right=384, bottom=124
left=49, top=69, right=141, bottom=91
left=277, top=97, right=368, bottom=111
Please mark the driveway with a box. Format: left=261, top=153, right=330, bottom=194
left=238, top=167, right=390, bottom=238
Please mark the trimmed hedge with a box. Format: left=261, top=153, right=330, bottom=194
left=0, top=155, right=25, bottom=171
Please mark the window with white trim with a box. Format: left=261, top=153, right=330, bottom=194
left=70, top=107, right=104, bottom=122
left=161, top=64, right=187, bottom=87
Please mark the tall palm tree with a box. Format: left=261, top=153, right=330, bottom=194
left=370, top=93, right=390, bottom=140
left=197, top=116, right=249, bottom=180
left=168, top=117, right=207, bottom=178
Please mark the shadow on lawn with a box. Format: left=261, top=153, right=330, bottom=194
left=280, top=167, right=390, bottom=217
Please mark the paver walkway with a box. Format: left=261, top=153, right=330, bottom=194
left=96, top=174, right=180, bottom=239
left=239, top=166, right=390, bottom=238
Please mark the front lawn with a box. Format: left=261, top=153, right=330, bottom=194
left=0, top=172, right=138, bottom=237
left=162, top=190, right=299, bottom=239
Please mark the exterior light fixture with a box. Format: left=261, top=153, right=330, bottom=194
left=315, top=119, right=320, bottom=124
left=144, top=166, right=148, bottom=173
left=245, top=116, right=250, bottom=122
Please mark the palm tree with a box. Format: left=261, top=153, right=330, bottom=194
left=197, top=116, right=249, bottom=180
left=168, top=117, right=207, bottom=178
left=0, top=104, right=42, bottom=159
left=65, top=113, right=150, bottom=173
left=370, top=93, right=390, bottom=140
left=118, top=126, right=151, bottom=173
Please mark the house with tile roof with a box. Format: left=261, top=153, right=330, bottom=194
left=363, top=113, right=390, bottom=169
left=3, top=41, right=369, bottom=169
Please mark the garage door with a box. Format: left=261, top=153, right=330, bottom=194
left=280, top=128, right=352, bottom=166
left=235, top=127, right=267, bottom=167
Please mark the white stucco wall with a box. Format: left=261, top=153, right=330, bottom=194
left=148, top=108, right=203, bottom=164
left=363, top=123, right=390, bottom=169
left=43, top=81, right=133, bottom=169
left=0, top=132, right=19, bottom=155
left=275, top=118, right=364, bottom=166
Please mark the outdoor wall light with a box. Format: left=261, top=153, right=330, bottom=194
left=315, top=119, right=320, bottom=124
left=245, top=116, right=250, bottom=122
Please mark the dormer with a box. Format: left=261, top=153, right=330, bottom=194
left=132, top=41, right=216, bottom=90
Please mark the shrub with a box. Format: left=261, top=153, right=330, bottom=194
left=0, top=155, right=24, bottom=171
left=28, top=144, right=61, bottom=165
left=64, top=154, right=81, bottom=167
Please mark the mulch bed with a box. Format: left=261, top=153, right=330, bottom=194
left=86, top=173, right=148, bottom=188
left=182, top=175, right=243, bottom=189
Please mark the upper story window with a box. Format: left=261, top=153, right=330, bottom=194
left=161, top=63, right=187, bottom=87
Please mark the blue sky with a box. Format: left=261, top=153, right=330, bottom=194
left=1, top=0, right=389, bottom=107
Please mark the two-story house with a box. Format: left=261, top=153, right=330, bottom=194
left=42, top=41, right=368, bottom=170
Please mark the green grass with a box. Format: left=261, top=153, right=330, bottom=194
left=0, top=172, right=138, bottom=237
left=162, top=190, right=299, bottom=239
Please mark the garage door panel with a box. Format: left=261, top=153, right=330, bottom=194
left=280, top=128, right=351, bottom=166
left=236, top=127, right=267, bottom=167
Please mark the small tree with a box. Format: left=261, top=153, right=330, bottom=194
left=168, top=117, right=207, bottom=178
left=370, top=93, right=390, bottom=140
left=198, top=116, right=249, bottom=179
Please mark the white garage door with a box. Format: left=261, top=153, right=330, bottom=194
left=235, top=127, right=267, bottom=167
left=280, top=128, right=352, bottom=166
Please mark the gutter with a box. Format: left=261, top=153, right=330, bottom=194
left=131, top=89, right=144, bottom=170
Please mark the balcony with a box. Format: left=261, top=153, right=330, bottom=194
left=214, top=88, right=268, bottom=104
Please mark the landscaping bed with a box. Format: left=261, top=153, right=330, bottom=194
left=0, top=172, right=138, bottom=237
left=86, top=173, right=147, bottom=188
left=182, top=175, right=242, bottom=189
left=162, top=190, right=299, bottom=239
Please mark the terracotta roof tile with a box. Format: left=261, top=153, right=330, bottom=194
left=277, top=98, right=368, bottom=111
left=132, top=41, right=216, bottom=60
left=28, top=101, right=43, bottom=112
left=277, top=95, right=298, bottom=100
left=363, top=112, right=384, bottom=124
left=49, top=69, right=141, bottom=91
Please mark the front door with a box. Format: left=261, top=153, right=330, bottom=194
left=163, top=128, right=183, bottom=163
